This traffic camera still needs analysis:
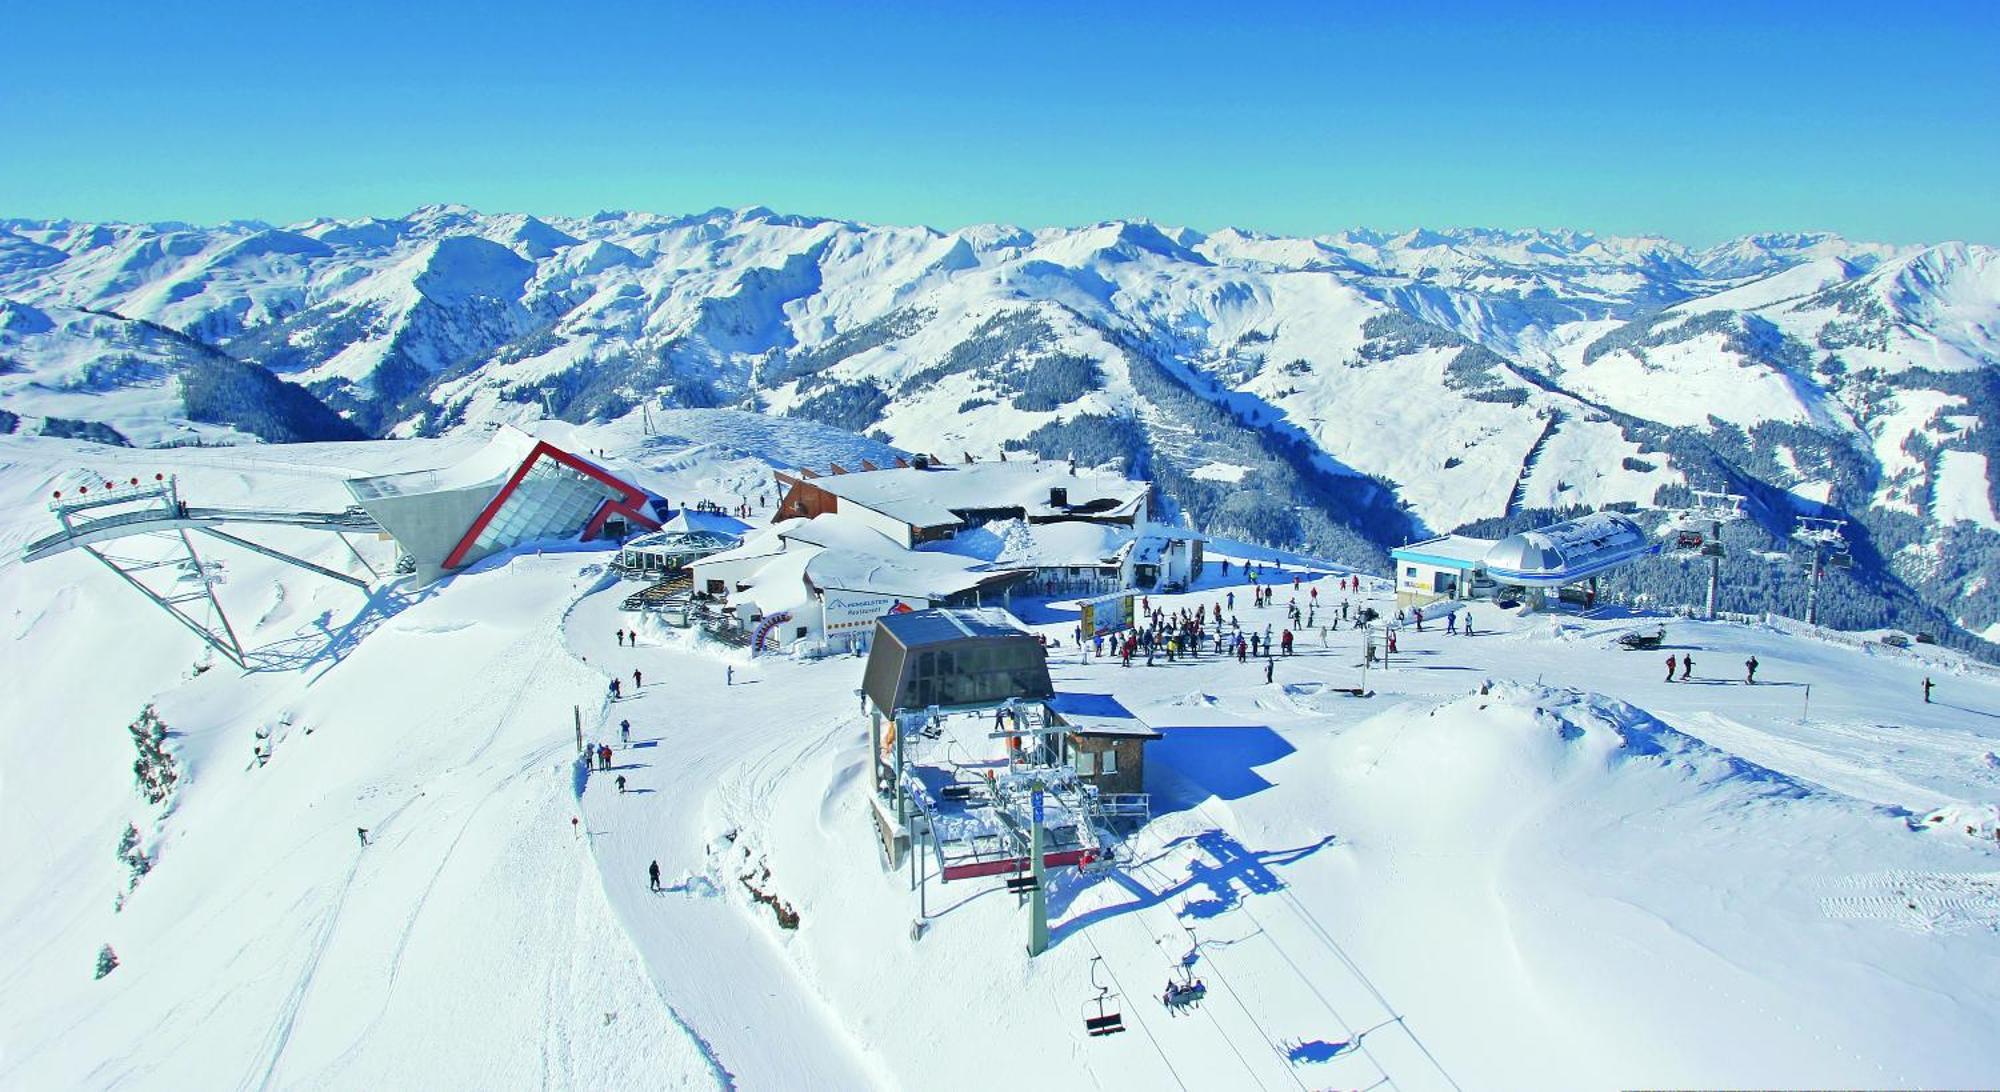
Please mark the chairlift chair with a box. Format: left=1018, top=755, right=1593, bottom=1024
left=1083, top=957, right=1126, bottom=1037
left=1160, top=926, right=1208, bottom=1013
left=1676, top=530, right=1704, bottom=550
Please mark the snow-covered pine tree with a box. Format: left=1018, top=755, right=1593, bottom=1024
left=116, top=822, right=152, bottom=892
left=127, top=705, right=179, bottom=806
left=95, top=944, right=118, bottom=979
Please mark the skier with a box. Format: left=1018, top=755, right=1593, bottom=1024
left=1923, top=676, right=1934, bottom=703
left=1446, top=613, right=1457, bottom=636
left=356, top=827, right=369, bottom=848
left=1386, top=630, right=1398, bottom=655
left=1681, top=653, right=1693, bottom=681
left=1414, top=606, right=1424, bottom=633
left=649, top=860, right=662, bottom=892
left=1264, top=659, right=1274, bottom=685
left=609, top=677, right=622, bottom=700
left=616, top=774, right=627, bottom=794
left=1462, top=611, right=1473, bottom=637
left=1281, top=629, right=1293, bottom=656
left=600, top=743, right=613, bottom=770
left=633, top=668, right=643, bottom=690
left=616, top=629, right=625, bottom=647
left=1665, top=654, right=1676, bottom=683
left=1227, top=591, right=1235, bottom=611
left=620, top=718, right=631, bottom=744
left=1745, top=656, right=1758, bottom=684
left=726, top=665, right=734, bottom=687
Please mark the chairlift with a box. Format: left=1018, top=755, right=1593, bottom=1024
left=1083, top=957, right=1126, bottom=1037
left=1161, top=926, right=1207, bottom=1013
left=1675, top=530, right=1704, bottom=550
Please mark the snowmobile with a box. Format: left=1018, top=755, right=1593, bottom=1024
left=1618, top=626, right=1666, bottom=651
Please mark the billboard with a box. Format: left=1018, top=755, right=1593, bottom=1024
left=1078, top=592, right=1135, bottom=638
left=823, top=589, right=924, bottom=635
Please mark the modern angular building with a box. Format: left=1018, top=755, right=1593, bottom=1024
left=345, top=426, right=660, bottom=584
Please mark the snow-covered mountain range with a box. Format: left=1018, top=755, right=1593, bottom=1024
left=3, top=207, right=1994, bottom=646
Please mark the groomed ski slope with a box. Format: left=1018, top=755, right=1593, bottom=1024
left=3, top=429, right=1999, bottom=1089
left=569, top=565, right=2000, bottom=1090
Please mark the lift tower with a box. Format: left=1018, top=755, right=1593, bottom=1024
left=1791, top=516, right=1850, bottom=626
left=1672, top=491, right=1747, bottom=620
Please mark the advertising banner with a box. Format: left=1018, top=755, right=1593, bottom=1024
left=824, top=589, right=923, bottom=635
left=1078, top=592, right=1134, bottom=637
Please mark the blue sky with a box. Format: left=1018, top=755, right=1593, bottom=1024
left=4, top=1, right=1996, bottom=244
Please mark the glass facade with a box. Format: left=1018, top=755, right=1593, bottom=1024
left=903, top=640, right=1052, bottom=709
left=464, top=454, right=622, bottom=563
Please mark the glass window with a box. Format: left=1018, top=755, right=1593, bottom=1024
left=1100, top=748, right=1117, bottom=774
left=918, top=652, right=935, bottom=676
left=1076, top=751, right=1096, bottom=775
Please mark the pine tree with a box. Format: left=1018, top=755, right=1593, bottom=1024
left=116, top=822, right=152, bottom=890
left=95, top=944, right=118, bottom=979
left=128, top=705, right=179, bottom=806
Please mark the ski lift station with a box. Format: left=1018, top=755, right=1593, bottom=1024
left=19, top=426, right=665, bottom=666
left=644, top=454, right=1199, bottom=656
left=860, top=608, right=1156, bottom=954
left=611, top=509, right=749, bottom=578
left=345, top=426, right=662, bottom=584
left=1391, top=510, right=1656, bottom=609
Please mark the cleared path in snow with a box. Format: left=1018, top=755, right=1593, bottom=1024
left=566, top=590, right=884, bottom=1089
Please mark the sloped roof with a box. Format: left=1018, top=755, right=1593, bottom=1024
left=1392, top=534, right=1499, bottom=568
left=876, top=607, right=1031, bottom=648
left=803, top=461, right=1147, bottom=529
left=347, top=425, right=543, bottom=500
left=658, top=508, right=751, bottom=537
left=697, top=513, right=1025, bottom=602
left=1047, top=692, right=1161, bottom=740
left=1484, top=512, right=1651, bottom=583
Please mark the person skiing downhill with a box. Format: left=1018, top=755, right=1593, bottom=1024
left=1264, top=659, right=1274, bottom=684
left=620, top=718, right=631, bottom=744
left=1665, top=655, right=1676, bottom=683
left=1924, top=677, right=1934, bottom=703
left=726, top=665, right=734, bottom=686
left=648, top=860, right=662, bottom=892
left=609, top=677, right=622, bottom=700
left=616, top=775, right=627, bottom=794
left=633, top=668, right=643, bottom=690
left=1745, top=656, right=1758, bottom=684
left=356, top=827, right=369, bottom=848
left=1681, top=653, right=1694, bottom=681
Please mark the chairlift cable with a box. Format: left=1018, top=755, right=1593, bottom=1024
left=1078, top=931, right=1189, bottom=1091
left=1128, top=848, right=1344, bottom=1088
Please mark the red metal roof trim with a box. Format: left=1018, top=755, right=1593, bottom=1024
left=441, top=441, right=661, bottom=571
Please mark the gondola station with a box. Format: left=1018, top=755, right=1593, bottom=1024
left=859, top=608, right=1155, bottom=955
left=1391, top=510, right=1656, bottom=610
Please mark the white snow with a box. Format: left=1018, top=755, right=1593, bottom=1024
left=1932, top=449, right=1999, bottom=530
left=1190, top=461, right=1251, bottom=483
left=4, top=426, right=2000, bottom=1089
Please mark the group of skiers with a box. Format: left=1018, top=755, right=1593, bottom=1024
left=608, top=666, right=645, bottom=701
